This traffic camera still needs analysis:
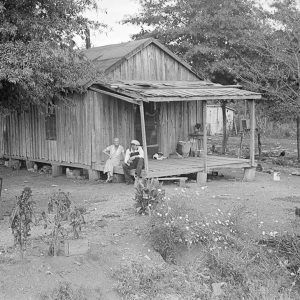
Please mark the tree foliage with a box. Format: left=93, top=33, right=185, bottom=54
left=233, top=0, right=300, bottom=119
left=124, top=0, right=263, bottom=84
left=230, top=0, right=300, bottom=159
left=0, top=0, right=104, bottom=112
left=125, top=0, right=264, bottom=153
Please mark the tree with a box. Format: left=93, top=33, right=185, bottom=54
left=0, top=0, right=105, bottom=112
left=124, top=0, right=264, bottom=153
left=232, top=0, right=300, bottom=160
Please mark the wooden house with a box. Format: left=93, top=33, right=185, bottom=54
left=0, top=38, right=261, bottom=181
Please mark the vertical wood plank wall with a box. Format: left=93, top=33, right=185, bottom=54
left=0, top=42, right=203, bottom=166
left=110, top=44, right=199, bottom=81
left=158, top=101, right=203, bottom=156
left=0, top=91, right=135, bottom=169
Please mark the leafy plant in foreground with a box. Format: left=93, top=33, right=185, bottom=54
left=44, top=190, right=85, bottom=256
left=10, top=187, right=35, bottom=258
left=134, top=178, right=165, bottom=215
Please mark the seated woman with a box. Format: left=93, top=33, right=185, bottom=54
left=103, top=138, right=124, bottom=182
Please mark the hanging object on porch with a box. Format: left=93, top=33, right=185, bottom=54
left=240, top=118, right=250, bottom=131
left=194, top=123, right=203, bottom=134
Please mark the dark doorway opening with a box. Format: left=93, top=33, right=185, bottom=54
left=135, top=102, right=159, bottom=157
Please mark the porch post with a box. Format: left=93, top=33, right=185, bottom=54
left=197, top=100, right=208, bottom=184
left=249, top=99, right=256, bottom=167
left=139, top=101, right=149, bottom=173
left=203, top=100, right=208, bottom=173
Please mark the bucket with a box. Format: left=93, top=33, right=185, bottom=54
left=273, top=172, right=280, bottom=181
left=177, top=141, right=191, bottom=158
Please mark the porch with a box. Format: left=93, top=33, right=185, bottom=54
left=91, top=80, right=261, bottom=182
left=113, top=155, right=251, bottom=178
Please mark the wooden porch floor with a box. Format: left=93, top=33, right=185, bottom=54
left=114, top=155, right=251, bottom=178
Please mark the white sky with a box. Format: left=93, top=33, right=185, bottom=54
left=81, top=0, right=300, bottom=48
left=84, top=0, right=141, bottom=47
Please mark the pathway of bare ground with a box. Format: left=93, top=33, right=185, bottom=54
left=1, top=164, right=300, bottom=299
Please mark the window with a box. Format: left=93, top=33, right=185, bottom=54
left=45, top=105, right=57, bottom=140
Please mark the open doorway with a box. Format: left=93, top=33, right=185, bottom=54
left=135, top=102, right=159, bottom=157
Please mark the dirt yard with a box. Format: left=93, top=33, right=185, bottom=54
left=1, top=162, right=300, bottom=299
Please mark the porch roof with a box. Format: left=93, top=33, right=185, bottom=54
left=91, top=80, right=261, bottom=103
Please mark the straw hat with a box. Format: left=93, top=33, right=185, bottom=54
left=130, top=140, right=140, bottom=146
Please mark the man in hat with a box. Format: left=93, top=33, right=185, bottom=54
left=122, top=140, right=144, bottom=184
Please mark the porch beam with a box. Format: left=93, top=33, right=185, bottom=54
left=139, top=101, right=149, bottom=173
left=89, top=87, right=140, bottom=105
left=144, top=95, right=262, bottom=102
left=249, top=99, right=256, bottom=167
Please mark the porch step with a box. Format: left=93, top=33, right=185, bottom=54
left=158, top=176, right=188, bottom=187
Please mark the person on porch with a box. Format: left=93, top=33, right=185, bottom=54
left=103, top=138, right=125, bottom=183
left=123, top=140, right=144, bottom=184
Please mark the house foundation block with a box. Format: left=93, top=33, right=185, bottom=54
left=26, top=160, right=35, bottom=170
left=196, top=172, right=207, bottom=184
left=243, top=167, right=256, bottom=182
left=112, top=174, right=125, bottom=183
left=88, top=169, right=100, bottom=181
left=52, top=165, right=63, bottom=177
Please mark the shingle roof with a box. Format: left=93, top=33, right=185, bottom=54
left=83, top=39, right=149, bottom=62
left=82, top=38, right=200, bottom=78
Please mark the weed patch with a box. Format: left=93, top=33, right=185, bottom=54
left=114, top=193, right=300, bottom=299
left=40, top=282, right=89, bottom=300
left=134, top=178, right=165, bottom=215
left=113, top=261, right=211, bottom=299
left=148, top=195, right=247, bottom=263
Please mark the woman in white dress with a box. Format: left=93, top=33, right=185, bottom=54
left=103, top=138, right=125, bottom=182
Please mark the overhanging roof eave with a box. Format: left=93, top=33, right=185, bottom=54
left=143, top=94, right=262, bottom=102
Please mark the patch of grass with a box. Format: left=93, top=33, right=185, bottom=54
left=113, top=260, right=211, bottom=299
left=0, top=255, right=17, bottom=264
left=40, top=282, right=102, bottom=300
left=114, top=252, right=297, bottom=300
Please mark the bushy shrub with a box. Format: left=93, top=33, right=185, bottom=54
left=148, top=195, right=246, bottom=263
left=134, top=178, right=165, bottom=215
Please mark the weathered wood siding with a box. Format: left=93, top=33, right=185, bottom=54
left=158, top=101, right=203, bottom=156
left=107, top=43, right=202, bottom=157
left=0, top=42, right=202, bottom=167
left=110, top=44, right=199, bottom=81
left=0, top=91, right=135, bottom=169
